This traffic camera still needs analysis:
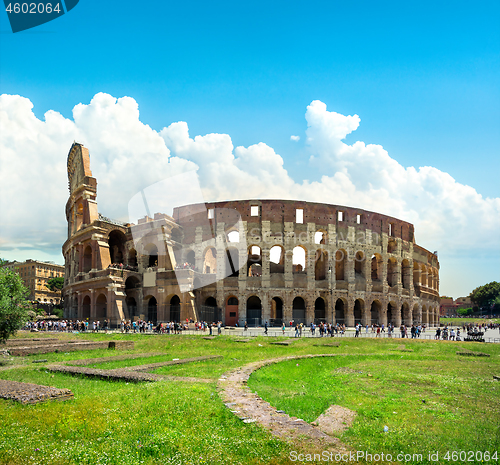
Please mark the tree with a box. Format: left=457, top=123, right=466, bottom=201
left=0, top=260, right=31, bottom=343
left=46, top=277, right=64, bottom=292
left=470, top=281, right=500, bottom=310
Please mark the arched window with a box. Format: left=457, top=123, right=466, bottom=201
left=109, top=230, right=126, bottom=264
left=270, top=245, right=285, bottom=274
left=225, top=247, right=240, bottom=277
left=354, top=251, right=365, bottom=276
left=402, top=259, right=411, bottom=289
left=83, top=246, right=92, bottom=273
left=292, top=246, right=306, bottom=273
left=371, top=254, right=382, bottom=281
left=315, top=250, right=328, bottom=281
left=247, top=246, right=262, bottom=276
left=387, top=258, right=398, bottom=287
left=203, top=247, right=217, bottom=274
left=335, top=249, right=346, bottom=280
left=128, top=248, right=138, bottom=268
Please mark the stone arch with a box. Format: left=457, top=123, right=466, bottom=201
left=185, top=249, right=195, bottom=267
left=371, top=254, right=383, bottom=281
left=203, top=247, right=217, bottom=274
left=412, top=303, right=420, bottom=325
left=387, top=301, right=397, bottom=326
left=335, top=249, right=347, bottom=281
left=83, top=245, right=92, bottom=273
left=246, top=295, right=262, bottom=327
left=420, top=264, right=428, bottom=287
left=144, top=243, right=158, bottom=268
left=335, top=298, right=345, bottom=324
left=370, top=300, right=382, bottom=325
left=247, top=245, right=262, bottom=276
left=225, top=246, right=240, bottom=277
left=315, top=249, right=328, bottom=281
left=292, top=296, right=306, bottom=324
left=109, top=230, right=126, bottom=264
left=271, top=296, right=283, bottom=322
left=270, top=245, right=285, bottom=274
left=226, top=296, right=239, bottom=326
left=314, top=297, right=326, bottom=322
left=422, top=305, right=428, bottom=325
left=402, top=259, right=411, bottom=289
left=314, top=229, right=327, bottom=245
left=96, top=293, right=107, bottom=320
left=128, top=248, right=138, bottom=268
left=125, top=296, right=137, bottom=319
left=354, top=251, right=365, bottom=277
left=227, top=230, right=239, bottom=243
left=170, top=295, right=181, bottom=322
left=387, top=238, right=397, bottom=254
left=413, top=263, right=421, bottom=287
left=292, top=246, right=307, bottom=273
left=82, top=295, right=91, bottom=319
left=147, top=296, right=158, bottom=324
left=387, top=258, right=398, bottom=287
left=401, top=302, right=411, bottom=325
left=354, top=299, right=364, bottom=326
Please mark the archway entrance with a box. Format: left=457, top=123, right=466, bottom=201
left=271, top=297, right=283, bottom=326
left=335, top=299, right=345, bottom=325
left=96, top=294, right=107, bottom=320
left=148, top=297, right=157, bottom=324
left=292, top=297, right=306, bottom=325
left=82, top=295, right=91, bottom=320
left=247, top=296, right=262, bottom=327
left=354, top=299, right=363, bottom=326
left=225, top=296, right=238, bottom=326
left=170, top=295, right=181, bottom=322
left=371, top=300, right=381, bottom=325
left=314, top=297, right=326, bottom=324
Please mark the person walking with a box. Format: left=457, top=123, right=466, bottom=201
left=264, top=321, right=268, bottom=335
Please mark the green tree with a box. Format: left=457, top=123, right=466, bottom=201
left=45, top=277, right=64, bottom=292
left=470, top=281, right=500, bottom=309
left=0, top=260, right=31, bottom=343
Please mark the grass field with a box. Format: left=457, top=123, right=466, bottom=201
left=1, top=332, right=499, bottom=464
left=439, top=317, right=500, bottom=325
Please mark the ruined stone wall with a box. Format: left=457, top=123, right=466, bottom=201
left=173, top=199, right=440, bottom=327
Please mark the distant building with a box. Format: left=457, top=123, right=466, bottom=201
left=2, top=259, right=64, bottom=304
left=439, top=296, right=472, bottom=317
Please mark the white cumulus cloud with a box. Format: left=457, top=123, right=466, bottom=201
left=290, top=135, right=300, bottom=141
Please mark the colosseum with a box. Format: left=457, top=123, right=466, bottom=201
left=63, top=143, right=440, bottom=327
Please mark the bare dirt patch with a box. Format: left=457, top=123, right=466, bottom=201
left=0, top=379, right=74, bottom=404
left=312, top=405, right=357, bottom=436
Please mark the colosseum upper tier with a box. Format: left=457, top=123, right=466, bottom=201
left=63, top=143, right=440, bottom=327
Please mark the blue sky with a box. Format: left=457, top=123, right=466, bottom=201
left=0, top=0, right=499, bottom=298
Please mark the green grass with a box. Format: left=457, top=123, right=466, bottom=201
left=248, top=341, right=500, bottom=464
left=1, top=332, right=500, bottom=464
left=440, top=317, right=500, bottom=325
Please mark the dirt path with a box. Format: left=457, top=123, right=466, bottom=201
left=217, top=354, right=354, bottom=452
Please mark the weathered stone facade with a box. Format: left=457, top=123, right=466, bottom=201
left=63, top=143, right=440, bottom=327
